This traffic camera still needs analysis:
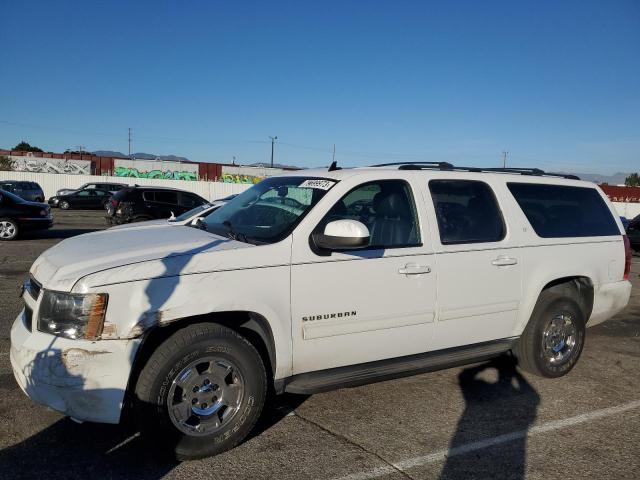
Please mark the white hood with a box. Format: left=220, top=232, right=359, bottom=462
left=31, top=225, right=251, bottom=291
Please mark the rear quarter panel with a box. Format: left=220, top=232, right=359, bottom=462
left=504, top=180, right=625, bottom=334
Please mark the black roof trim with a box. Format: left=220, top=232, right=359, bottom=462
left=369, top=162, right=579, bottom=180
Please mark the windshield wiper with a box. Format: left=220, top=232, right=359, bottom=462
left=223, top=220, right=248, bottom=243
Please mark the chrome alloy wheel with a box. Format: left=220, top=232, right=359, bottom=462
left=542, top=313, right=577, bottom=366
left=167, top=356, right=245, bottom=436
left=0, top=221, right=17, bottom=239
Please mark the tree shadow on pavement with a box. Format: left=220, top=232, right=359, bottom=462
left=439, top=356, right=540, bottom=480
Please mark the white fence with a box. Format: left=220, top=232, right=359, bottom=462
left=613, top=202, right=640, bottom=219
left=0, top=171, right=251, bottom=201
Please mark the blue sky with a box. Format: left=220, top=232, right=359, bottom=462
left=1, top=0, right=639, bottom=173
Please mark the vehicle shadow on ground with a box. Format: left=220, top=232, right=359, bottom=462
left=439, top=356, right=540, bottom=480
left=0, top=395, right=309, bottom=480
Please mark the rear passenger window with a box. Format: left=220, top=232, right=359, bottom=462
left=142, top=191, right=155, bottom=202
left=180, top=193, right=200, bottom=208
left=429, top=180, right=505, bottom=244
left=154, top=191, right=179, bottom=205
left=507, top=183, right=619, bottom=238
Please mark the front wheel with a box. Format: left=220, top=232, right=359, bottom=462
left=0, top=218, right=19, bottom=240
left=512, top=291, right=585, bottom=378
left=59, top=200, right=70, bottom=210
left=134, top=323, right=267, bottom=460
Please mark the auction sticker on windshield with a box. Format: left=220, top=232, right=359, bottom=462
left=299, top=179, right=336, bottom=190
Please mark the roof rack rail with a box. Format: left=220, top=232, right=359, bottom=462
left=368, top=162, right=580, bottom=180
left=471, top=167, right=580, bottom=180
left=370, top=161, right=454, bottom=169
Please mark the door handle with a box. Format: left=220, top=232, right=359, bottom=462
left=398, top=263, right=431, bottom=275
left=491, top=257, right=518, bottom=266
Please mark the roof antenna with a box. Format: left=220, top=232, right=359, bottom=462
left=328, top=144, right=340, bottom=171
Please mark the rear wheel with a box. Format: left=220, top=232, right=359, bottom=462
left=0, top=218, right=18, bottom=241
left=134, top=323, right=267, bottom=460
left=513, top=291, right=585, bottom=378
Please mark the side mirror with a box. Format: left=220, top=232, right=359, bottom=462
left=312, top=219, right=370, bottom=250
left=191, top=217, right=206, bottom=229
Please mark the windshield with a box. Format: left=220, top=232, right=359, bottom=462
left=171, top=203, right=213, bottom=222
left=203, top=176, right=336, bottom=244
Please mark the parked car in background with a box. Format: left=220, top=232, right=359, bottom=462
left=105, top=186, right=208, bottom=225
left=56, top=182, right=127, bottom=196
left=108, top=198, right=230, bottom=230
left=0, top=181, right=45, bottom=202
left=48, top=188, right=112, bottom=210
left=620, top=216, right=630, bottom=231
left=626, top=214, right=640, bottom=251
left=0, top=188, right=52, bottom=240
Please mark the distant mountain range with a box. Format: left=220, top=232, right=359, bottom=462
left=563, top=172, right=631, bottom=185
left=92, top=150, right=191, bottom=162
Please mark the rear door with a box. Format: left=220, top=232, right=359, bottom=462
left=426, top=178, right=523, bottom=350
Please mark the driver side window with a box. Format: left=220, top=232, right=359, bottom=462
left=320, top=180, right=421, bottom=248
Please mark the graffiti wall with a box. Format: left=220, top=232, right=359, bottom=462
left=9, top=156, right=91, bottom=175
left=113, top=159, right=199, bottom=181
left=220, top=165, right=283, bottom=184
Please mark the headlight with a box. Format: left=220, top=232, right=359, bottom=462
left=38, top=291, right=108, bottom=340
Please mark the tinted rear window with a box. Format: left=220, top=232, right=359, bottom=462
left=507, top=183, right=619, bottom=238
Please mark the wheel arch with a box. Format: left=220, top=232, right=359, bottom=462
left=517, top=275, right=594, bottom=334
left=124, top=310, right=278, bottom=417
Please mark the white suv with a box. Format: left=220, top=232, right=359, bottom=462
left=10, top=163, right=632, bottom=459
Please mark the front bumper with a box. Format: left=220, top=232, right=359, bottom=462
left=10, top=307, right=140, bottom=424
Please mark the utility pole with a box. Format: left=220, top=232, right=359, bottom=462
left=76, top=145, right=85, bottom=154
left=332, top=144, right=336, bottom=163
left=502, top=150, right=508, bottom=168
left=128, top=128, right=132, bottom=158
left=269, top=136, right=278, bottom=168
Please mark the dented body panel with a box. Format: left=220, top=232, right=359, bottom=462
left=10, top=306, right=139, bottom=423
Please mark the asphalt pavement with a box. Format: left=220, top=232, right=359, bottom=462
left=0, top=210, right=638, bottom=480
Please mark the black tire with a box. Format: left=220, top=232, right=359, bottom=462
left=59, top=200, right=70, bottom=210
left=0, top=218, right=19, bottom=241
left=134, top=323, right=267, bottom=460
left=512, top=290, right=585, bottom=378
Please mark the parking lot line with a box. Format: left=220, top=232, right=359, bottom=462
left=334, top=399, right=640, bottom=480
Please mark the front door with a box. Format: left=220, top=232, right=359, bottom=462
left=290, top=178, right=437, bottom=375
left=426, top=178, right=522, bottom=350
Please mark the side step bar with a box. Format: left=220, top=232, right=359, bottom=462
left=282, top=337, right=518, bottom=395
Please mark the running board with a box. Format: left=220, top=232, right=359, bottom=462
left=282, top=337, right=518, bottom=395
